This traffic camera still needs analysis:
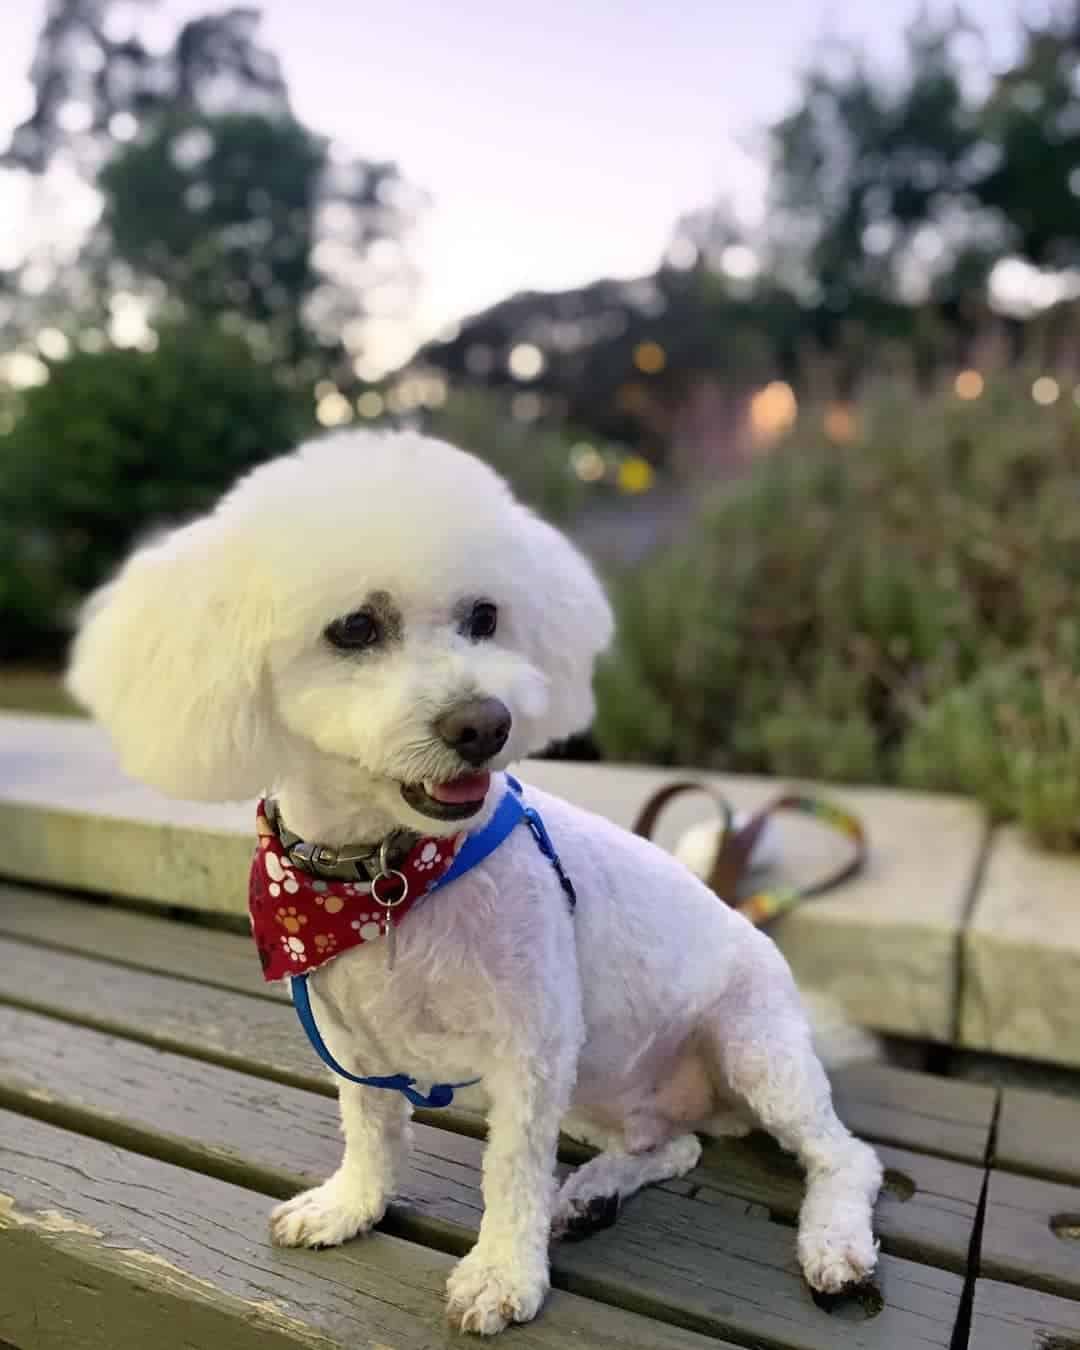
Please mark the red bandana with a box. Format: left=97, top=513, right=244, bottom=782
left=249, top=801, right=466, bottom=982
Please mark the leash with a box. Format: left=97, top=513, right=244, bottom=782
left=631, top=781, right=866, bottom=925
left=289, top=776, right=575, bottom=1108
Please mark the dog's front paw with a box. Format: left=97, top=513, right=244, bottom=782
left=446, top=1248, right=549, bottom=1335
left=270, top=1175, right=384, bottom=1249
left=798, top=1223, right=879, bottom=1293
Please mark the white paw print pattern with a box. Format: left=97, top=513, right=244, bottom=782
left=265, top=850, right=300, bottom=898
left=414, top=841, right=445, bottom=873
left=351, top=913, right=384, bottom=942
left=281, top=934, right=306, bottom=962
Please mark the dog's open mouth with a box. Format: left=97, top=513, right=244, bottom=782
left=401, top=772, right=492, bottom=821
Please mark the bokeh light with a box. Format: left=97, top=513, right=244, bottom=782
left=316, top=390, right=353, bottom=427
left=0, top=351, right=49, bottom=388
left=508, top=343, right=545, bottom=380
left=665, top=236, right=698, bottom=270
left=633, top=341, right=666, bottom=375
left=571, top=443, right=606, bottom=482
left=511, top=391, right=542, bottom=421
left=1032, top=376, right=1060, bottom=405
left=617, top=456, right=655, bottom=494
left=954, top=369, right=984, bottom=400
left=749, top=381, right=798, bottom=445
left=824, top=403, right=858, bottom=443
left=108, top=112, right=138, bottom=142
left=36, top=328, right=70, bottom=361
left=719, top=244, right=760, bottom=280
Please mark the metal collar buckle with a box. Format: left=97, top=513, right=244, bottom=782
left=265, top=798, right=418, bottom=882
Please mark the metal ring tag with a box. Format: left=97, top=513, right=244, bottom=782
left=371, top=869, right=410, bottom=909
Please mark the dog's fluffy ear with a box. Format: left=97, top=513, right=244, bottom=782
left=66, top=517, right=277, bottom=801
left=510, top=507, right=614, bottom=748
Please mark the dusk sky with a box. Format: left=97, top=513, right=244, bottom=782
left=0, top=0, right=1031, bottom=365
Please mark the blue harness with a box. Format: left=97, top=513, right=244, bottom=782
left=290, top=775, right=576, bottom=1109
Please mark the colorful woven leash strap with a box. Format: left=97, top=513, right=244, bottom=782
left=631, top=781, right=866, bottom=926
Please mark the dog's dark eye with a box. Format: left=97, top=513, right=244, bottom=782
left=325, top=610, right=379, bottom=650
left=467, top=601, right=498, bottom=641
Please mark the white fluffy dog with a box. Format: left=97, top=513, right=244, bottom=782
left=68, top=429, right=882, bottom=1335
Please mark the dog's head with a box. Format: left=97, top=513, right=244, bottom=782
left=67, top=430, right=613, bottom=832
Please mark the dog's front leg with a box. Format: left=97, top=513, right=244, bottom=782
left=270, top=1082, right=409, bottom=1248
left=446, top=1052, right=572, bottom=1335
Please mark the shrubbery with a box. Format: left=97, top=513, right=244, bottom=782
left=0, top=323, right=310, bottom=659
left=595, top=375, right=1080, bottom=848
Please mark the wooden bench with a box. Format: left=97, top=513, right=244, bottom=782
left=0, top=882, right=1076, bottom=1348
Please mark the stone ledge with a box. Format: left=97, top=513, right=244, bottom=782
left=0, top=712, right=986, bottom=1041
left=960, top=826, right=1080, bottom=1070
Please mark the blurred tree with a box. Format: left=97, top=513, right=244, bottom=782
left=0, top=321, right=310, bottom=660
left=2, top=0, right=418, bottom=382
left=96, top=110, right=407, bottom=370
left=976, top=7, right=1080, bottom=269
left=2, top=0, right=289, bottom=175
left=760, top=15, right=1003, bottom=356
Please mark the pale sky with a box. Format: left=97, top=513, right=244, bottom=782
left=0, top=0, right=1030, bottom=365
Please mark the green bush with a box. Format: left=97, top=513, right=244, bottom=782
left=595, top=374, right=1080, bottom=848
left=0, top=322, right=310, bottom=659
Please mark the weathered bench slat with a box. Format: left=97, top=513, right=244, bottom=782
left=0, top=882, right=278, bottom=1000
left=829, top=1062, right=996, bottom=1164
left=970, top=1277, right=1080, bottom=1349
left=0, top=934, right=327, bottom=1090
left=0, top=900, right=997, bottom=1161
left=980, top=1170, right=1080, bottom=1300
left=0, top=1108, right=735, bottom=1350
left=996, top=1086, right=1080, bottom=1185
left=0, top=1004, right=982, bottom=1273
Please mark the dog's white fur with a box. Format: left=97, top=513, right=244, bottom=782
left=68, top=429, right=882, bottom=1335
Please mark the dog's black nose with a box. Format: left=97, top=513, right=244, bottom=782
left=435, top=697, right=512, bottom=765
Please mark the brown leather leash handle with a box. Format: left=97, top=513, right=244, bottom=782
left=631, top=780, right=744, bottom=903
left=632, top=779, right=867, bottom=924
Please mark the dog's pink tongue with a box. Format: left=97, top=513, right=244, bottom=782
left=428, top=772, right=491, bottom=804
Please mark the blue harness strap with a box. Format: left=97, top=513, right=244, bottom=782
left=291, top=974, right=467, bottom=1109
left=289, top=775, right=574, bottom=1109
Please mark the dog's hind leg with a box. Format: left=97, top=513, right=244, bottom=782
left=705, top=1003, right=882, bottom=1293
left=551, top=1133, right=701, bottom=1240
